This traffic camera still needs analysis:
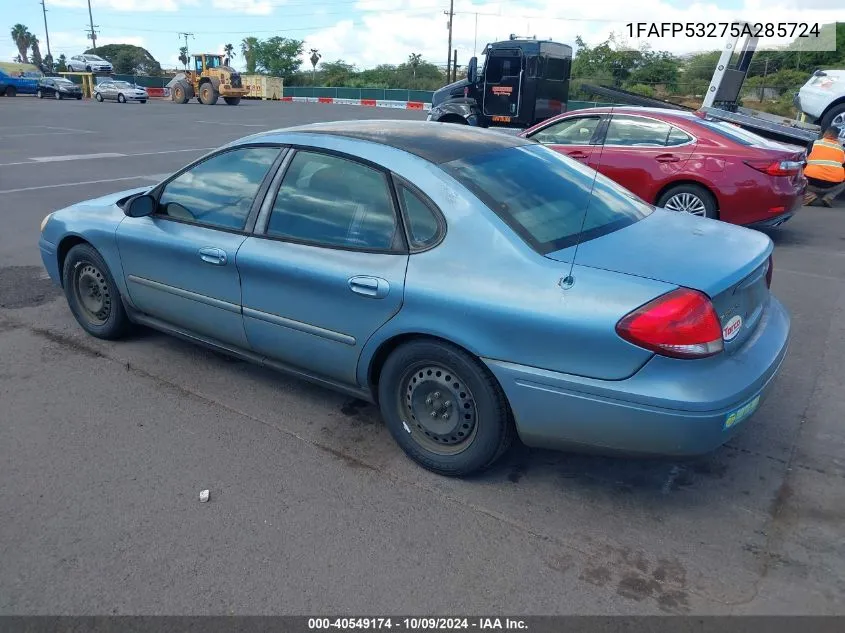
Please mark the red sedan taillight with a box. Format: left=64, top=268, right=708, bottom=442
left=744, top=159, right=803, bottom=177
left=616, top=288, right=724, bottom=359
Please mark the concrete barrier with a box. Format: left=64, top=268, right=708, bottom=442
left=279, top=95, right=431, bottom=111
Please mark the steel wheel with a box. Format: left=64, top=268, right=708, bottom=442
left=54, top=90, right=60, bottom=100
left=118, top=93, right=126, bottom=103
left=663, top=192, right=708, bottom=216
left=37, top=89, right=42, bottom=99
left=398, top=363, right=478, bottom=456
left=73, top=263, right=112, bottom=326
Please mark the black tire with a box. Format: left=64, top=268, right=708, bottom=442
left=377, top=339, right=515, bottom=476
left=139, top=99, right=146, bottom=104
left=62, top=243, right=130, bottom=340
left=440, top=114, right=467, bottom=124
left=76, top=95, right=82, bottom=100
left=117, top=93, right=126, bottom=103
left=55, top=90, right=62, bottom=100
left=95, top=92, right=103, bottom=102
left=37, top=89, right=43, bottom=99
left=199, top=82, right=219, bottom=105
left=656, top=183, right=718, bottom=219
left=819, top=103, right=845, bottom=137
left=5, top=86, right=16, bottom=97
left=85, top=65, right=92, bottom=72
left=172, top=82, right=188, bottom=104
left=223, top=96, right=241, bottom=106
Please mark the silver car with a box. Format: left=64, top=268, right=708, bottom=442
left=67, top=54, right=113, bottom=73
left=95, top=81, right=148, bottom=104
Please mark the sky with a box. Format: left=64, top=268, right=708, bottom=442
left=1, top=0, right=841, bottom=73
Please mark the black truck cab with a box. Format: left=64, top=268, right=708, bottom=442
left=428, top=36, right=573, bottom=129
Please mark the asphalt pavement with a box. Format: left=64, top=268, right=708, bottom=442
left=0, top=96, right=844, bottom=615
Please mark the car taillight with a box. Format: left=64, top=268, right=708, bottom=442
left=616, top=288, right=724, bottom=359
left=744, top=159, right=803, bottom=177
left=766, top=254, right=773, bottom=288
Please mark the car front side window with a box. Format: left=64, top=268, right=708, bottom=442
left=156, top=146, right=281, bottom=230
left=531, top=116, right=602, bottom=145
left=266, top=151, right=400, bottom=251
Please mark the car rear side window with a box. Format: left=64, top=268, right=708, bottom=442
left=397, top=183, right=443, bottom=250
left=443, top=144, right=652, bottom=254
left=157, top=146, right=280, bottom=230
left=604, top=115, right=674, bottom=146
left=267, top=151, right=400, bottom=251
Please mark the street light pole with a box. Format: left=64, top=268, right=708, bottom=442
left=445, top=0, right=454, bottom=81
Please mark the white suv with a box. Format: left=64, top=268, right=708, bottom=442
left=796, top=69, right=845, bottom=138
left=67, top=54, right=113, bottom=73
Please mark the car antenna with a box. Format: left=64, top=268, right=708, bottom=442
left=561, top=106, right=613, bottom=290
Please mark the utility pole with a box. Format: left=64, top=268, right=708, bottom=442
left=40, top=0, right=52, bottom=61
left=86, top=0, right=97, bottom=53
left=444, top=0, right=454, bottom=81
left=473, top=12, right=478, bottom=57
left=179, top=32, right=194, bottom=63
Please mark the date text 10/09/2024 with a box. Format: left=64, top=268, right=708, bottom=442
left=308, top=618, right=528, bottom=630
left=627, top=22, right=821, bottom=39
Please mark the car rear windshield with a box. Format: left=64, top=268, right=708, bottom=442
left=442, top=144, right=653, bottom=254
left=695, top=118, right=785, bottom=147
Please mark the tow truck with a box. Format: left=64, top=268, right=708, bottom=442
left=427, top=35, right=573, bottom=128
left=582, top=25, right=824, bottom=147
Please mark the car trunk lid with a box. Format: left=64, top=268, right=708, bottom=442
left=546, top=209, right=773, bottom=353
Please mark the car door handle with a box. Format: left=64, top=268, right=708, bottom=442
left=198, top=247, right=227, bottom=266
left=348, top=276, right=389, bottom=299
left=655, top=153, right=681, bottom=163
left=567, top=150, right=589, bottom=159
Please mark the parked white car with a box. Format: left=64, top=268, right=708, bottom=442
left=66, top=54, right=113, bottom=73
left=796, top=69, right=845, bottom=138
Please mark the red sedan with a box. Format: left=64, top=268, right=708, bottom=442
left=519, top=107, right=807, bottom=227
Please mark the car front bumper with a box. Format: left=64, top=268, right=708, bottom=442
left=39, top=237, right=61, bottom=287
left=483, top=296, right=790, bottom=457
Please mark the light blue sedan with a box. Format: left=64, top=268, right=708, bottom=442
left=38, top=121, right=790, bottom=476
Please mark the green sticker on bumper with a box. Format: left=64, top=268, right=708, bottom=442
left=725, top=395, right=761, bottom=429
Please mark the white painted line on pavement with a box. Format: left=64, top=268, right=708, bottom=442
left=30, top=153, right=127, bottom=163
left=0, top=147, right=215, bottom=168
left=0, top=175, right=150, bottom=195
left=194, top=120, right=267, bottom=127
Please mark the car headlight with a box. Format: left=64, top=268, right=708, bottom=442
left=40, top=213, right=53, bottom=232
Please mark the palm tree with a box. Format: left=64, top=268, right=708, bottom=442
left=178, top=46, right=188, bottom=69
left=241, top=37, right=258, bottom=74
left=11, top=24, right=32, bottom=64
left=408, top=53, right=422, bottom=86
left=224, top=43, right=235, bottom=63
left=29, top=35, right=42, bottom=68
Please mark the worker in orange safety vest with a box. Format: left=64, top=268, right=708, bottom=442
left=804, top=126, right=845, bottom=207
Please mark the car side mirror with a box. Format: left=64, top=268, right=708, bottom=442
left=467, top=57, right=478, bottom=84
left=125, top=193, right=156, bottom=218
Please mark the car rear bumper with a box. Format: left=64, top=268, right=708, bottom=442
left=483, top=296, right=790, bottom=456
left=745, top=211, right=796, bottom=229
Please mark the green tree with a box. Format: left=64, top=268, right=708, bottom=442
left=43, top=53, right=53, bottom=72
left=224, top=43, right=235, bottom=64
left=178, top=46, right=188, bottom=69
left=628, top=50, right=679, bottom=88
left=10, top=24, right=32, bottom=64
left=319, top=59, right=355, bottom=86
left=85, top=44, right=162, bottom=75
left=29, top=35, right=42, bottom=68
left=241, top=37, right=259, bottom=73
left=408, top=52, right=422, bottom=86
left=254, top=37, right=304, bottom=78
left=571, top=34, right=641, bottom=86
left=56, top=53, right=67, bottom=72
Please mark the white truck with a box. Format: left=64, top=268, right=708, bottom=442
left=795, top=70, right=845, bottom=138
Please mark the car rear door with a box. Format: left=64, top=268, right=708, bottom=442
left=525, top=114, right=605, bottom=164
left=116, top=145, right=283, bottom=348
left=236, top=148, right=409, bottom=386
left=588, top=114, right=696, bottom=202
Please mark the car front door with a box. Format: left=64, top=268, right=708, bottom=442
left=116, top=145, right=283, bottom=348
left=525, top=114, right=605, bottom=164
left=587, top=114, right=696, bottom=202
left=236, top=149, right=409, bottom=386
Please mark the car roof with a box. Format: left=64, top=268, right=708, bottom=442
left=254, top=120, right=534, bottom=164
left=561, top=105, right=699, bottom=120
